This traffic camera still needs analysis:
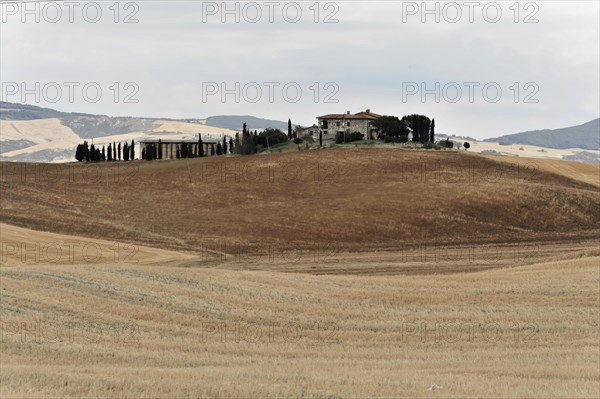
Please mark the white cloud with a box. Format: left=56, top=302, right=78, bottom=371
left=1, top=0, right=598, bottom=138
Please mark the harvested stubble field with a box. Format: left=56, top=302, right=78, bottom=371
left=0, top=148, right=598, bottom=254
left=0, top=148, right=599, bottom=398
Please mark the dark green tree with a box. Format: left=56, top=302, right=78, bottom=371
left=254, top=128, right=288, bottom=147
left=402, top=114, right=431, bottom=143
left=222, top=136, right=227, bottom=155
left=130, top=140, right=135, bottom=160
left=181, top=142, right=188, bottom=158
left=123, top=142, right=129, bottom=161
left=372, top=116, right=409, bottom=141
left=101, top=146, right=106, bottom=161
left=288, top=118, right=292, bottom=140
left=464, top=142, right=470, bottom=150
left=216, top=142, right=223, bottom=155
left=158, top=139, right=163, bottom=160
left=198, top=136, right=205, bottom=157
left=117, top=143, right=122, bottom=161
left=107, top=143, right=112, bottom=161
left=234, top=132, right=241, bottom=154
left=83, top=141, right=90, bottom=162
left=240, top=123, right=256, bottom=155
left=112, top=142, right=116, bottom=161
left=430, top=118, right=435, bottom=143
left=75, top=144, right=84, bottom=161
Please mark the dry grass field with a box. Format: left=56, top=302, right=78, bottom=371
left=0, top=148, right=598, bottom=253
left=1, top=148, right=599, bottom=398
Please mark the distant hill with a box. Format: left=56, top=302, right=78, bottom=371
left=0, top=101, right=72, bottom=120
left=0, top=102, right=236, bottom=162
left=205, top=115, right=294, bottom=131
left=486, top=119, right=600, bottom=150
left=0, top=102, right=291, bottom=162
left=0, top=101, right=162, bottom=138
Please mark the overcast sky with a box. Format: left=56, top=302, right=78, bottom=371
left=1, top=1, right=598, bottom=138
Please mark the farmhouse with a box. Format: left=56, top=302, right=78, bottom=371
left=318, top=110, right=382, bottom=140
left=139, top=138, right=220, bottom=159
left=296, top=124, right=319, bottom=139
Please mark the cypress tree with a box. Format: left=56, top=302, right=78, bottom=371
left=222, top=136, right=227, bottom=155
left=288, top=118, right=292, bottom=140
left=75, top=144, right=83, bottom=161
left=158, top=139, right=163, bottom=159
left=130, top=140, right=135, bottom=160
left=83, top=141, right=90, bottom=162
left=101, top=146, right=106, bottom=161
left=90, top=144, right=96, bottom=162
left=198, top=136, right=205, bottom=157
left=216, top=142, right=223, bottom=155
left=240, top=123, right=256, bottom=155
left=234, top=133, right=241, bottom=154
left=210, top=144, right=215, bottom=156
left=107, top=144, right=112, bottom=161
left=229, top=138, right=234, bottom=152
left=430, top=119, right=435, bottom=143
left=118, top=143, right=122, bottom=161
left=181, top=142, right=188, bottom=158
left=124, top=142, right=129, bottom=161
left=112, top=142, right=116, bottom=161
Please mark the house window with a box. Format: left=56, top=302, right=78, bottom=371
left=322, top=120, right=328, bottom=129
left=347, top=122, right=350, bottom=127
left=336, top=122, right=341, bottom=127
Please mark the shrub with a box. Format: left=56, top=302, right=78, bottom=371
left=382, top=134, right=409, bottom=143
left=293, top=137, right=303, bottom=144
left=440, top=138, right=454, bottom=148
left=335, top=131, right=364, bottom=144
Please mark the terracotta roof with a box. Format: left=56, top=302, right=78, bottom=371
left=317, top=111, right=381, bottom=120
left=354, top=111, right=382, bottom=118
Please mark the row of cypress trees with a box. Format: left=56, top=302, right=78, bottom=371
left=75, top=140, right=135, bottom=162
left=142, top=136, right=236, bottom=161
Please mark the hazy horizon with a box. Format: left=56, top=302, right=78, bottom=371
left=2, top=99, right=598, bottom=140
